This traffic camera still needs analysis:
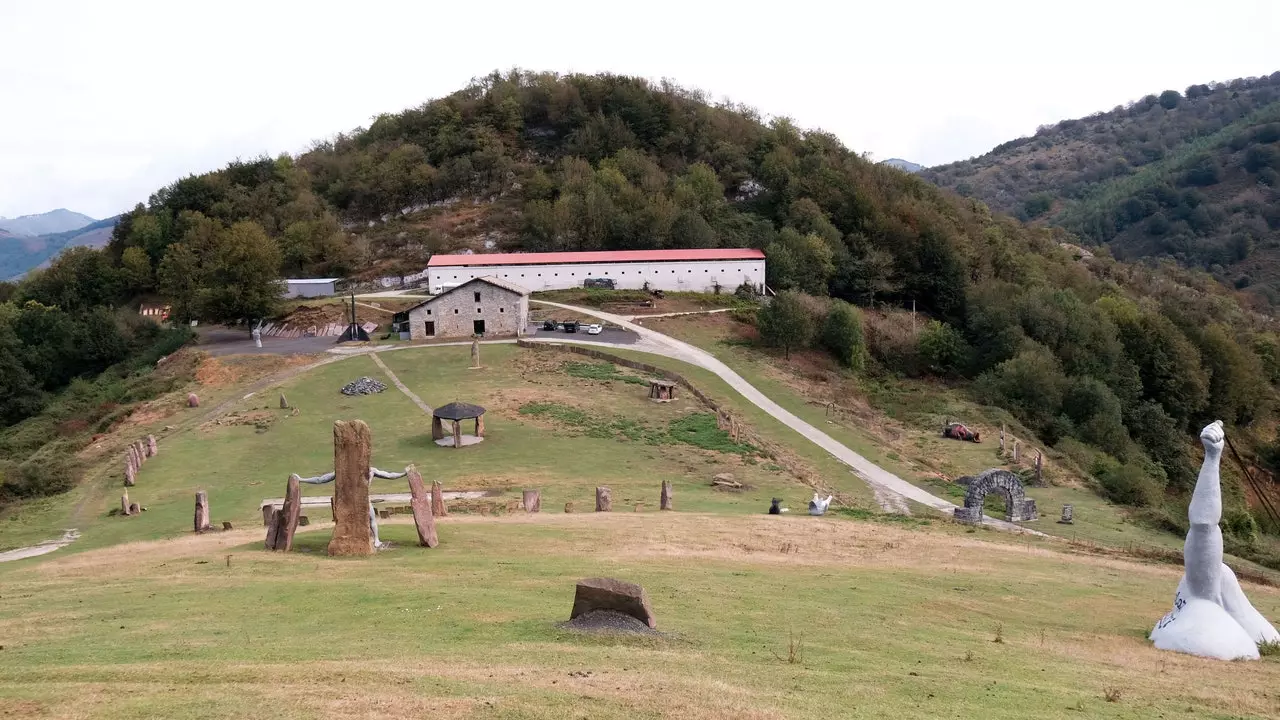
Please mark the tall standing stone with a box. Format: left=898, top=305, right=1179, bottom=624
left=121, top=491, right=131, bottom=516
left=1059, top=504, right=1074, bottom=524
left=1012, top=440, right=1021, bottom=464
left=471, top=338, right=480, bottom=368
left=135, top=441, right=148, bottom=464
left=522, top=489, right=541, bottom=513
left=999, top=424, right=1006, bottom=456
left=1035, top=450, right=1044, bottom=486
left=595, top=486, right=612, bottom=512
left=280, top=393, right=289, bottom=409
left=194, top=491, right=210, bottom=532
left=187, top=393, right=200, bottom=408
left=660, top=481, right=673, bottom=511
left=327, top=420, right=374, bottom=557
left=431, top=480, right=447, bottom=517
left=124, top=460, right=136, bottom=487
left=147, top=435, right=158, bottom=457
left=406, top=465, right=439, bottom=548
left=267, top=474, right=303, bottom=551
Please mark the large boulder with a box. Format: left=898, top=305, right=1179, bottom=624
left=571, top=578, right=655, bottom=629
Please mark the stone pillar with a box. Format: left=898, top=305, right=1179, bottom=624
left=452, top=419, right=462, bottom=448
left=188, top=393, right=200, bottom=408
left=135, top=441, right=148, bottom=464
left=124, top=460, right=136, bottom=487
left=660, top=481, right=673, bottom=511
left=565, top=502, right=574, bottom=513
left=194, top=491, right=209, bottom=533
left=128, top=502, right=141, bottom=515
left=431, top=416, right=444, bottom=441
left=263, top=505, right=274, bottom=527
left=471, top=338, right=480, bottom=368
left=263, top=509, right=280, bottom=547
left=327, top=420, right=374, bottom=557
left=1012, top=440, right=1021, bottom=464
left=476, top=414, right=485, bottom=438
left=147, top=434, right=158, bottom=457
left=267, top=474, right=303, bottom=552
left=406, top=465, right=438, bottom=548
left=121, top=491, right=131, bottom=516
left=431, top=480, right=447, bottom=517
left=523, top=489, right=541, bottom=513
left=1000, top=424, right=1006, bottom=456
left=1035, top=451, right=1043, bottom=486
left=1059, top=504, right=1074, bottom=524
left=280, top=393, right=289, bottom=409
left=596, top=486, right=612, bottom=512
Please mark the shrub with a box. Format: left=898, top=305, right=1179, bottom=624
left=820, top=301, right=866, bottom=370
left=917, top=320, right=969, bottom=375
left=973, top=344, right=1068, bottom=435
left=1093, top=457, right=1164, bottom=507
left=863, top=311, right=922, bottom=376
left=757, top=291, right=817, bottom=359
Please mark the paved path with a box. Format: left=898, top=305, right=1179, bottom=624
left=626, top=308, right=736, bottom=320
left=0, top=529, right=80, bottom=563
left=531, top=300, right=1038, bottom=533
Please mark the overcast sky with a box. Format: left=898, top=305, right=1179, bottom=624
left=2, top=0, right=1278, bottom=220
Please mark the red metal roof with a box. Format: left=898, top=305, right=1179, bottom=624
left=427, top=248, right=765, bottom=267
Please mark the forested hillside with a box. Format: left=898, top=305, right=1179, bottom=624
left=8, top=71, right=1280, bottom=548
left=926, top=73, right=1280, bottom=306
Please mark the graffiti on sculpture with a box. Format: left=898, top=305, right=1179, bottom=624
left=952, top=468, right=1038, bottom=524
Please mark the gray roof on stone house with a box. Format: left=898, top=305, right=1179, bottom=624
left=406, top=276, right=530, bottom=313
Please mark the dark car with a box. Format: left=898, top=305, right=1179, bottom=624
left=562, top=321, right=579, bottom=333
left=542, top=319, right=558, bottom=331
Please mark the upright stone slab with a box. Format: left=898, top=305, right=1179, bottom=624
left=262, top=505, right=274, bottom=527
left=135, top=441, right=148, bottom=464
left=194, top=491, right=210, bottom=532
left=571, top=577, right=656, bottom=629
left=187, top=393, right=200, bottom=408
left=1035, top=450, right=1043, bottom=486
left=596, top=487, right=612, bottom=512
left=147, top=434, right=158, bottom=457
left=660, top=481, right=673, bottom=511
left=128, top=502, right=141, bottom=515
left=470, top=338, right=480, bottom=368
left=279, top=393, right=289, bottom=409
left=263, top=509, right=280, bottom=548
left=431, top=480, right=447, bottom=517
left=405, top=465, right=438, bottom=548
left=266, top=474, right=303, bottom=552
left=1012, top=441, right=1021, bottom=463
left=121, top=491, right=131, bottom=516
left=124, top=460, right=136, bottom=487
left=327, top=420, right=374, bottom=557
left=523, top=489, right=541, bottom=513
left=1059, top=504, right=1074, bottom=524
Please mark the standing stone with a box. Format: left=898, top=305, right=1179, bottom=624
left=471, top=338, right=480, bottom=368
left=136, top=440, right=148, bottom=464
left=222, top=521, right=233, bottom=531
left=571, top=577, right=656, bottom=629
left=194, top=491, right=210, bottom=533
left=999, top=424, right=1006, bottom=456
left=660, top=481, right=673, bottom=511
left=266, top=474, right=303, bottom=552
left=431, top=480, right=447, bottom=517
left=405, top=465, right=439, bottom=548
left=1059, top=504, right=1074, bottom=524
left=147, top=435, right=158, bottom=457
left=187, top=393, right=200, bottom=408
left=523, top=489, right=541, bottom=513
left=121, top=491, right=131, bottom=516
left=595, top=486, right=612, bottom=512
left=1035, top=450, right=1044, bottom=486
left=1012, top=440, right=1021, bottom=464
left=262, top=505, right=274, bottom=527
left=279, top=393, right=289, bottom=409
left=128, top=502, right=141, bottom=515
left=327, top=420, right=374, bottom=556
left=452, top=419, right=462, bottom=448
left=263, top=509, right=280, bottom=548
left=564, top=502, right=574, bottom=513
left=124, top=461, right=136, bottom=487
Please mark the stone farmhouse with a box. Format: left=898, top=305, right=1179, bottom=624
left=406, top=276, right=529, bottom=340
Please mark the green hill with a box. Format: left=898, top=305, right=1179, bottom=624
left=926, top=72, right=1280, bottom=305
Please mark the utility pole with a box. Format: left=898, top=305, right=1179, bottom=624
left=911, top=299, right=917, bottom=335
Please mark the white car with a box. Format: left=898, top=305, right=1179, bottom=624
left=586, top=324, right=603, bottom=335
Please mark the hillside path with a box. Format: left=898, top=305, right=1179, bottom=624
left=531, top=300, right=1039, bottom=534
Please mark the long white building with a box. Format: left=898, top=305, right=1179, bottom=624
left=425, top=248, right=766, bottom=293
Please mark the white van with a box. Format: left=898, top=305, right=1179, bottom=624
left=430, top=283, right=461, bottom=295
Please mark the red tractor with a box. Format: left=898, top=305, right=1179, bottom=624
left=943, top=422, right=981, bottom=443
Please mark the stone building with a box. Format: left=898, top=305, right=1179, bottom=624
left=406, top=276, right=529, bottom=340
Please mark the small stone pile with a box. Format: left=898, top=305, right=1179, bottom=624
left=340, top=377, right=387, bottom=396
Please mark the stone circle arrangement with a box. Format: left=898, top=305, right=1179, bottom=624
left=340, top=377, right=388, bottom=396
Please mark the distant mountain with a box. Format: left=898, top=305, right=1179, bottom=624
left=880, top=158, right=925, bottom=173
left=0, top=215, right=119, bottom=281
left=925, top=72, right=1280, bottom=305
left=0, top=209, right=97, bottom=237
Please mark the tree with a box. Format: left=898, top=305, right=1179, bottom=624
left=157, top=243, right=201, bottom=323
left=1158, top=90, right=1182, bottom=110
left=757, top=291, right=816, bottom=360
left=973, top=344, right=1069, bottom=439
left=120, top=246, right=154, bottom=295
left=821, top=301, right=866, bottom=370
left=197, top=221, right=283, bottom=323
left=917, top=320, right=969, bottom=374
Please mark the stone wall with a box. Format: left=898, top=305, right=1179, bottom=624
left=408, top=282, right=527, bottom=340
left=953, top=468, right=1038, bottom=524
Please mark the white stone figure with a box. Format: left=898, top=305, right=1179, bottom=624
left=808, top=493, right=832, bottom=516
left=1150, top=421, right=1279, bottom=660
left=252, top=324, right=262, bottom=348
left=297, top=467, right=407, bottom=550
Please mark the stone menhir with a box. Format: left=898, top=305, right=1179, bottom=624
left=405, top=465, right=438, bottom=548
left=121, top=491, right=131, bottom=516
left=124, top=460, right=136, bottom=487
left=1151, top=421, right=1280, bottom=660
left=147, top=434, right=158, bottom=457
left=187, top=393, right=199, bottom=408
left=280, top=393, right=289, bottom=409
left=1058, top=504, right=1074, bottom=524
left=571, top=577, right=656, bottom=629
left=523, top=489, right=541, bottom=513
left=952, top=469, right=1038, bottom=524
left=431, top=480, right=447, bottom=517
left=660, top=481, right=673, bottom=511
left=327, top=420, right=375, bottom=557
left=470, top=338, right=480, bottom=368
left=194, top=491, right=210, bottom=532
left=595, top=486, right=612, bottom=512
left=265, top=474, right=303, bottom=551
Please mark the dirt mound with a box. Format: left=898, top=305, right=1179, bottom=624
left=559, top=609, right=661, bottom=636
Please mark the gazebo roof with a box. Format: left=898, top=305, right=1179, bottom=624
left=433, top=401, right=486, bottom=420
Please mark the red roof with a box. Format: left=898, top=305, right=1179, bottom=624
left=427, top=248, right=765, bottom=267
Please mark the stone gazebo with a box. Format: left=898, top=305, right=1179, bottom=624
left=432, top=401, right=486, bottom=448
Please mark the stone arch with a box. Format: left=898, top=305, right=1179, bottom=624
left=953, top=469, right=1038, bottom=524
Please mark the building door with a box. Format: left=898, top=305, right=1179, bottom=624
left=425, top=321, right=435, bottom=337
left=473, top=320, right=485, bottom=335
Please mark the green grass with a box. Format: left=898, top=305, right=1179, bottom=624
left=562, top=361, right=650, bottom=385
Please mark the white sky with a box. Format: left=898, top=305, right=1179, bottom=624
left=2, top=0, right=1278, bottom=220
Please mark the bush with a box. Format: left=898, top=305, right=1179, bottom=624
left=820, top=301, right=866, bottom=370
left=757, top=291, right=816, bottom=359
left=973, top=344, right=1068, bottom=436
left=1223, top=509, right=1260, bottom=547
left=863, top=311, right=922, bottom=376
left=917, top=320, right=969, bottom=375
left=1093, top=457, right=1164, bottom=507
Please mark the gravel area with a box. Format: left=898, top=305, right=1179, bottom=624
left=559, top=610, right=661, bottom=636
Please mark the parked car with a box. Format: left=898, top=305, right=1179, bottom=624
left=562, top=321, right=579, bottom=333
left=542, top=319, right=558, bottom=331
left=586, top=324, right=603, bottom=335
left=584, top=278, right=615, bottom=290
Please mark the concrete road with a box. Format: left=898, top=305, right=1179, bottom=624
left=196, top=327, right=339, bottom=357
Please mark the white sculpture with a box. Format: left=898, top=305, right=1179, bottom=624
left=297, top=467, right=407, bottom=550
left=808, top=493, right=832, bottom=516
left=1150, top=421, right=1279, bottom=660
left=252, top=324, right=263, bottom=348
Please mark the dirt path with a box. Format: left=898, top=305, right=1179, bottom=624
left=369, top=352, right=433, bottom=415
left=531, top=300, right=1039, bottom=534
left=0, top=529, right=80, bottom=563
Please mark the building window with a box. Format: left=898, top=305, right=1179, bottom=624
left=474, top=291, right=481, bottom=302
left=477, top=308, right=482, bottom=313
left=453, top=309, right=459, bottom=314
left=521, top=274, right=525, bottom=277
left=452, top=275, right=457, bottom=279
left=499, top=307, right=505, bottom=313
left=554, top=273, right=558, bottom=276
left=426, top=309, right=432, bottom=316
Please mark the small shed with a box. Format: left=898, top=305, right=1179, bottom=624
left=284, top=278, right=341, bottom=298
left=648, top=379, right=677, bottom=402
left=432, top=401, right=486, bottom=448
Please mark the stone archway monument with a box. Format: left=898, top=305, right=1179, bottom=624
left=953, top=469, right=1038, bottom=524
